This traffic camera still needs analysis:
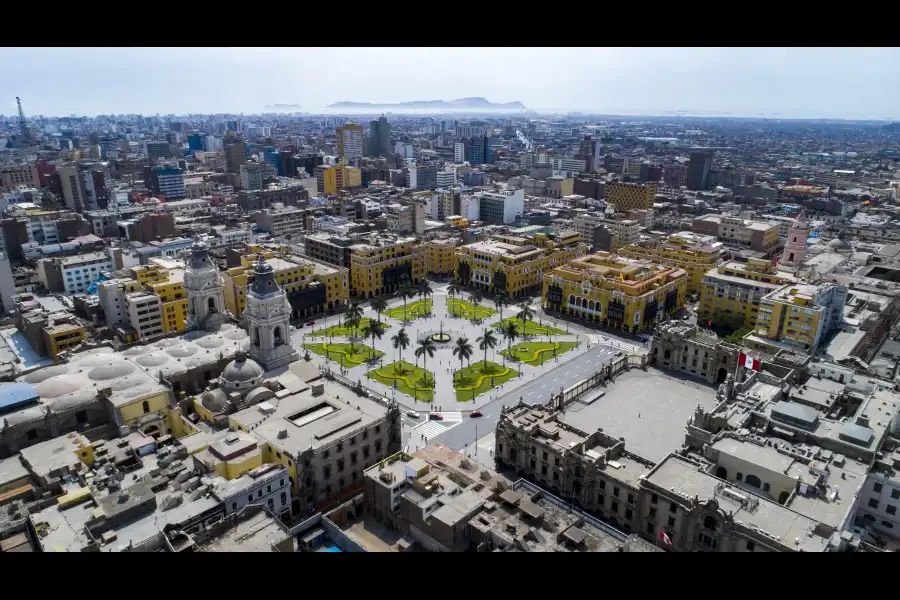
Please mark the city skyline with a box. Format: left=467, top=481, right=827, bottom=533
left=1, top=47, right=897, bottom=120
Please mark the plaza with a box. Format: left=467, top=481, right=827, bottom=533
left=295, top=281, right=599, bottom=410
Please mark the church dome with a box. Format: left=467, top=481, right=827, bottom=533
left=220, top=350, right=264, bottom=391
left=827, top=237, right=852, bottom=253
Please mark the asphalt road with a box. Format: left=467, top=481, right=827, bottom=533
left=421, top=343, right=621, bottom=451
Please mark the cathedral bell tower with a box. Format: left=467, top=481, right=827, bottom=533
left=245, top=254, right=298, bottom=370
left=184, top=236, right=226, bottom=332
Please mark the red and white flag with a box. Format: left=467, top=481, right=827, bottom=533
left=739, top=351, right=761, bottom=371
left=658, top=529, right=672, bottom=546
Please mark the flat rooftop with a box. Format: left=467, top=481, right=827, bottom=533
left=559, top=369, right=719, bottom=464
left=200, top=509, right=289, bottom=552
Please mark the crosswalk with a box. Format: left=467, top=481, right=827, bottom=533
left=586, top=334, right=639, bottom=352
left=414, top=412, right=463, bottom=439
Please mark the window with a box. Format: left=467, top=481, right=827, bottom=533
left=627, top=494, right=634, bottom=505
left=669, top=502, right=677, bottom=513
left=668, top=517, right=676, bottom=527
left=542, top=451, right=548, bottom=461
left=613, top=487, right=620, bottom=498
left=531, top=446, right=536, bottom=456
left=323, top=466, right=331, bottom=479
left=232, top=502, right=237, bottom=511
left=281, top=492, right=287, bottom=505
left=746, top=540, right=755, bottom=552
left=257, top=490, right=262, bottom=498
left=248, top=495, right=253, bottom=503
left=142, top=400, right=150, bottom=414
left=874, top=482, right=884, bottom=493
left=646, top=522, right=655, bottom=534
left=530, top=459, right=536, bottom=469
left=625, top=508, right=633, bottom=520
left=554, top=458, right=560, bottom=467
left=553, top=471, right=559, bottom=481
left=599, top=480, right=606, bottom=491
left=267, top=499, right=274, bottom=510
left=649, top=508, right=656, bottom=520
left=893, top=488, right=900, bottom=500
left=541, top=465, right=548, bottom=476
left=651, top=493, right=658, bottom=504
left=267, top=485, right=271, bottom=493
left=868, top=498, right=879, bottom=509
left=280, top=479, right=285, bottom=487
left=887, top=505, right=897, bottom=516
left=611, top=501, right=618, bottom=513
left=736, top=472, right=743, bottom=481
left=883, top=521, right=895, bottom=529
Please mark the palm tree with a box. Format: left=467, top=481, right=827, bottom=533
left=501, top=320, right=519, bottom=365
left=453, top=336, right=474, bottom=383
left=400, top=285, right=417, bottom=323
left=414, top=338, right=436, bottom=389
left=469, top=290, right=484, bottom=323
left=370, top=297, right=387, bottom=323
left=448, top=283, right=462, bottom=299
left=494, top=291, right=510, bottom=323
left=362, top=320, right=387, bottom=360
left=391, top=328, right=410, bottom=372
left=517, top=302, right=535, bottom=337
left=477, top=328, right=499, bottom=368
left=419, top=282, right=433, bottom=315
left=345, top=303, right=364, bottom=350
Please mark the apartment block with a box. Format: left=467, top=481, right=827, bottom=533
left=750, top=282, right=848, bottom=353
left=693, top=215, right=780, bottom=253
left=605, top=181, right=657, bottom=212
left=254, top=207, right=306, bottom=239
left=698, top=259, right=796, bottom=329
left=124, top=290, right=164, bottom=341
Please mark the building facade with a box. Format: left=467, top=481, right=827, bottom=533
left=605, top=182, right=657, bottom=212
left=698, top=259, right=795, bottom=329
left=618, top=233, right=723, bottom=294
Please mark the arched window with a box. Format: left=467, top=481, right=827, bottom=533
left=589, top=300, right=595, bottom=311
left=736, top=472, right=743, bottom=481
left=208, top=297, right=217, bottom=313
left=664, top=349, right=671, bottom=359
left=763, top=482, right=771, bottom=493
left=274, top=326, right=283, bottom=346
left=253, top=327, right=261, bottom=347
left=744, top=474, right=762, bottom=489
left=568, top=294, right=575, bottom=305
left=581, top=298, right=588, bottom=308
left=703, top=516, right=717, bottom=530
left=142, top=400, right=150, bottom=414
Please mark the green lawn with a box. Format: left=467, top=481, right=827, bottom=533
left=492, top=316, right=566, bottom=337
left=448, top=298, right=497, bottom=321
left=303, top=343, right=383, bottom=368
left=384, top=299, right=432, bottom=322
left=453, top=360, right=519, bottom=402
left=501, top=341, right=578, bottom=366
left=367, top=361, right=434, bottom=402
left=307, top=317, right=378, bottom=339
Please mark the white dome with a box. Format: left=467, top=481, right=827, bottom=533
left=219, top=352, right=264, bottom=392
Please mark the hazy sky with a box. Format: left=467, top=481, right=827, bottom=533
left=1, top=47, right=896, bottom=119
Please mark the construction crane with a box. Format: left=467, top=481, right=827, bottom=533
left=16, top=96, right=31, bottom=143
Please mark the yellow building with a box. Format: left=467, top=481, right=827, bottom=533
left=749, top=282, right=847, bottom=353
left=145, top=270, right=188, bottom=334
left=448, top=215, right=468, bottom=228
left=457, top=230, right=588, bottom=299
left=223, top=246, right=349, bottom=317
left=194, top=431, right=264, bottom=480
left=321, top=164, right=363, bottom=195
left=351, top=235, right=425, bottom=299
left=698, top=258, right=795, bottom=329
left=618, top=232, right=723, bottom=293
left=42, top=321, right=86, bottom=359
left=605, top=181, right=657, bottom=211
left=543, top=251, right=689, bottom=332
left=424, top=238, right=459, bottom=276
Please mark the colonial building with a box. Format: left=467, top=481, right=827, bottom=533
left=245, top=255, right=298, bottom=371
left=185, top=237, right=226, bottom=331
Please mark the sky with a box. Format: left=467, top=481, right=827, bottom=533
left=0, top=47, right=896, bottom=120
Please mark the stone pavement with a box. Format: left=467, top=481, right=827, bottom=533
left=293, top=282, right=611, bottom=413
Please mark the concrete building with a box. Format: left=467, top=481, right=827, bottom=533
left=693, top=215, right=780, bottom=254
left=476, top=189, right=524, bottom=225
left=124, top=290, right=164, bottom=341
left=253, top=206, right=306, bottom=239
left=38, top=251, right=114, bottom=294
left=750, top=282, right=848, bottom=353
left=686, top=151, right=713, bottom=191
left=618, top=233, right=723, bottom=294
left=542, top=251, right=689, bottom=332
left=605, top=182, right=657, bottom=212
left=336, top=123, right=365, bottom=162
left=240, top=163, right=264, bottom=191
left=698, top=259, right=796, bottom=329
left=574, top=213, right=640, bottom=250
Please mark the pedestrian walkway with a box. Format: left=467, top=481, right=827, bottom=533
left=587, top=333, right=638, bottom=351
left=415, top=416, right=463, bottom=439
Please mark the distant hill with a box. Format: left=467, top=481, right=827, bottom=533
left=265, top=103, right=303, bottom=111
left=328, top=97, right=527, bottom=111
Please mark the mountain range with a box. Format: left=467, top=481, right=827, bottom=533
left=327, top=97, right=527, bottom=111
left=264, top=103, right=303, bottom=111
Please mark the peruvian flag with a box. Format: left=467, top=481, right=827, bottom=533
left=739, top=351, right=761, bottom=371
left=658, top=529, right=672, bottom=546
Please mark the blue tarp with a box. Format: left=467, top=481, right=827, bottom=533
left=320, top=546, right=342, bottom=553
left=0, top=382, right=39, bottom=411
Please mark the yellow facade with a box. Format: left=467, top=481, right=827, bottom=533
left=147, top=276, right=188, bottom=334
left=753, top=283, right=833, bottom=352
left=456, top=233, right=587, bottom=298
left=130, top=264, right=169, bottom=284
left=213, top=452, right=263, bottom=480
left=223, top=247, right=349, bottom=317
left=618, top=233, right=723, bottom=293
left=424, top=239, right=458, bottom=276
left=542, top=251, right=689, bottom=332
left=698, top=259, right=795, bottom=329
left=43, top=324, right=86, bottom=359
left=449, top=216, right=468, bottom=228
left=259, top=442, right=300, bottom=495
left=351, top=238, right=425, bottom=298
left=606, top=181, right=657, bottom=211
left=118, top=390, right=171, bottom=426
left=321, top=165, right=362, bottom=195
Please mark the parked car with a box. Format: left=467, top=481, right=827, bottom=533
left=306, top=319, right=315, bottom=326
left=406, top=410, right=420, bottom=419
left=470, top=410, right=483, bottom=418
left=428, top=413, right=444, bottom=421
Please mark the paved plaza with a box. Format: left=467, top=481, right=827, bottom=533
left=293, top=282, right=619, bottom=412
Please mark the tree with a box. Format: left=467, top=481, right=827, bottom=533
left=494, top=291, right=510, bottom=323
left=469, top=290, right=484, bottom=323
left=345, top=303, right=364, bottom=350
left=414, top=338, right=436, bottom=388
left=392, top=328, right=410, bottom=372
left=400, top=285, right=417, bottom=323
left=477, top=328, right=499, bottom=368
left=370, top=297, right=387, bottom=323
left=419, top=282, right=433, bottom=315
left=448, top=283, right=462, bottom=300
left=501, top=320, right=519, bottom=365
left=362, top=320, right=387, bottom=359
left=453, top=336, right=474, bottom=383
left=517, top=302, right=535, bottom=336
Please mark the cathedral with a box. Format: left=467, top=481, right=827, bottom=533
left=184, top=237, right=227, bottom=331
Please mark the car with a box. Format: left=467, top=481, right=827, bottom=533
left=470, top=410, right=483, bottom=418
left=306, top=319, right=315, bottom=326
left=428, top=413, right=444, bottom=421
left=681, top=315, right=690, bottom=321
left=406, top=410, right=420, bottom=419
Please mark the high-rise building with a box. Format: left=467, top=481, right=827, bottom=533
left=466, top=136, right=496, bottom=165
left=240, top=163, right=264, bottom=191
left=367, top=116, right=391, bottom=157
left=225, top=140, right=247, bottom=174
left=605, top=181, right=657, bottom=212
left=336, top=123, right=364, bottom=162
left=151, top=166, right=186, bottom=200
left=686, top=151, right=713, bottom=191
